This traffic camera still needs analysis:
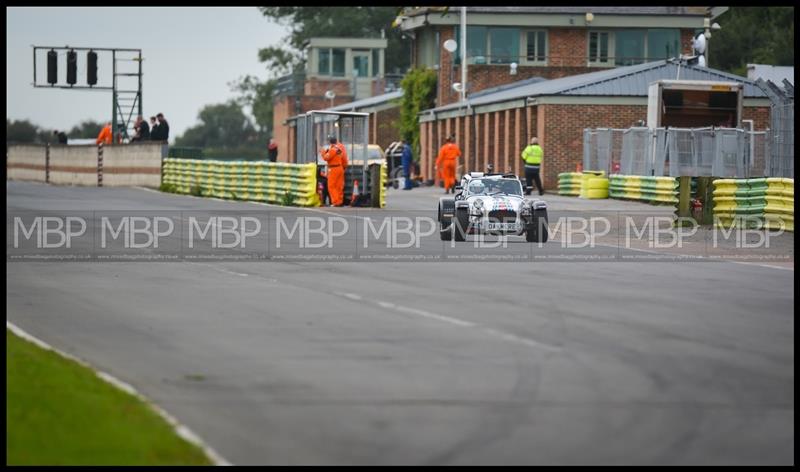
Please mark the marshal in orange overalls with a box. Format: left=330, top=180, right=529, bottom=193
left=435, top=141, right=461, bottom=192
left=321, top=142, right=348, bottom=206
left=96, top=124, right=113, bottom=145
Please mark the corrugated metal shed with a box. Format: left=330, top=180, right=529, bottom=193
left=427, top=60, right=767, bottom=114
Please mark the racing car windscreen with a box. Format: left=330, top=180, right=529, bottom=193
left=469, top=179, right=523, bottom=196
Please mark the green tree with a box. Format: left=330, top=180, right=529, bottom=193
left=67, top=120, right=106, bottom=139
left=397, top=68, right=438, bottom=160
left=709, top=7, right=794, bottom=76
left=229, top=75, right=277, bottom=135
left=257, top=7, right=411, bottom=75
left=175, top=101, right=257, bottom=149
left=6, top=119, right=40, bottom=143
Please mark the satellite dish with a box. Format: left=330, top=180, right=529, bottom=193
left=443, top=39, right=458, bottom=53
left=697, top=55, right=706, bottom=67
left=452, top=82, right=463, bottom=92
left=324, top=90, right=336, bottom=100
left=692, top=33, right=706, bottom=55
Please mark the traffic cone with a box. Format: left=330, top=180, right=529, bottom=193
left=350, top=179, right=360, bottom=206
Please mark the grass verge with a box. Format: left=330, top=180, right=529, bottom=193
left=6, top=329, right=213, bottom=465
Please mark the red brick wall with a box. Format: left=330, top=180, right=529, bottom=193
left=540, top=103, right=647, bottom=188
left=548, top=28, right=587, bottom=67
left=304, top=78, right=353, bottom=97
left=374, top=106, right=401, bottom=151
left=742, top=106, right=771, bottom=131
left=272, top=96, right=294, bottom=163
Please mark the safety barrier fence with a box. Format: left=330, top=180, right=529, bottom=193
left=608, top=174, right=680, bottom=204
left=162, top=158, right=387, bottom=208
left=162, top=158, right=321, bottom=207
left=557, top=171, right=608, bottom=199
left=713, top=177, right=794, bottom=231
left=584, top=127, right=772, bottom=178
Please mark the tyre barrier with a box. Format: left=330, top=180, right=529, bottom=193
left=161, top=158, right=321, bottom=207
left=713, top=177, right=794, bottom=231
left=608, top=174, right=679, bottom=204
left=557, top=172, right=581, bottom=196
left=579, top=171, right=609, bottom=199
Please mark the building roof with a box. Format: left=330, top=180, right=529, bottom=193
left=747, top=64, right=794, bottom=87
left=284, top=89, right=403, bottom=124
left=326, top=89, right=403, bottom=112
left=406, top=6, right=710, bottom=17
left=426, top=60, right=767, bottom=114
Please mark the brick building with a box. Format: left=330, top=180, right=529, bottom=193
left=272, top=37, right=390, bottom=162
left=417, top=60, right=772, bottom=189
left=397, top=6, right=726, bottom=107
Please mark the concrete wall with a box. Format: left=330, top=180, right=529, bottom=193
left=49, top=145, right=98, bottom=186
left=7, top=143, right=164, bottom=188
left=6, top=145, right=47, bottom=182
left=103, top=143, right=165, bottom=187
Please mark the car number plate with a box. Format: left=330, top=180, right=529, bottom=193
left=486, top=222, right=519, bottom=230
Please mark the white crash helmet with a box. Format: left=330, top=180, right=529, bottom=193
left=469, top=180, right=485, bottom=194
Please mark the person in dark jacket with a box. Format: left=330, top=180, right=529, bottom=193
left=152, top=113, right=169, bottom=142
left=149, top=116, right=159, bottom=141
left=53, top=130, right=68, bottom=144
left=131, top=116, right=150, bottom=142
left=401, top=139, right=413, bottom=190
left=267, top=138, right=278, bottom=162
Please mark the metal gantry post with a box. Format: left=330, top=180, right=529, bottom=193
left=112, top=50, right=117, bottom=143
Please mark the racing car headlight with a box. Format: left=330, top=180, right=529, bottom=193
left=472, top=199, right=484, bottom=210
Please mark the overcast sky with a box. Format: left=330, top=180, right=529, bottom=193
left=6, top=7, right=290, bottom=141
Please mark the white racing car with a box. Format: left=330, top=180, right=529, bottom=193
left=438, top=172, right=549, bottom=242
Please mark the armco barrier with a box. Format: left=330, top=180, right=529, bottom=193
left=609, top=174, right=679, bottom=204
left=7, top=143, right=164, bottom=187
left=713, top=177, right=793, bottom=231
left=162, top=158, right=321, bottom=207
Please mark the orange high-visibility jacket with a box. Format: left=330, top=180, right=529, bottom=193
left=96, top=125, right=112, bottom=145
left=435, top=142, right=461, bottom=168
left=321, top=142, right=349, bottom=168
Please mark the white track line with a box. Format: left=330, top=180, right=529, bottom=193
left=6, top=321, right=232, bottom=466
left=335, top=293, right=561, bottom=353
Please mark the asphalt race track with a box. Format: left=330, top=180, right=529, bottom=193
left=6, top=181, right=794, bottom=465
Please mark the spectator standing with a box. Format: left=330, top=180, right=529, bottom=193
left=153, top=113, right=169, bottom=142
left=267, top=138, right=278, bottom=162
left=53, top=130, right=68, bottom=144
left=149, top=116, right=159, bottom=141
left=131, top=115, right=150, bottom=142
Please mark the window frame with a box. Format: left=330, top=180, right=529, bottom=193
left=317, top=48, right=331, bottom=76
left=587, top=30, right=614, bottom=67
left=521, top=29, right=548, bottom=66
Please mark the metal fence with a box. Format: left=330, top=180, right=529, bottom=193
left=754, top=78, right=794, bottom=178
left=769, top=101, right=794, bottom=178
left=295, top=110, right=370, bottom=182
left=585, top=126, right=775, bottom=178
